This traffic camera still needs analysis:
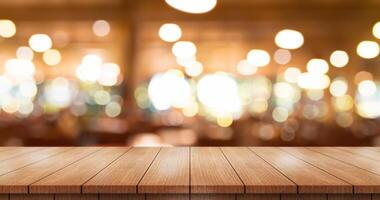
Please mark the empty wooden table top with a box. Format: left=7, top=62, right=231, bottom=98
left=0, top=147, right=379, bottom=196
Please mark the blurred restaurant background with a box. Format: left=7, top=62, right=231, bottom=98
left=0, top=0, right=380, bottom=146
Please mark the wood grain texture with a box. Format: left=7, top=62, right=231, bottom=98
left=237, top=194, right=280, bottom=200
left=138, top=147, right=189, bottom=194
left=0, top=147, right=70, bottom=176
left=0, top=147, right=100, bottom=193
left=0, top=148, right=41, bottom=162
left=281, top=147, right=380, bottom=193
left=250, top=147, right=352, bottom=194
left=308, top=147, right=380, bottom=175
left=146, top=194, right=188, bottom=200
left=191, top=147, right=244, bottom=193
left=221, top=147, right=296, bottom=193
left=191, top=194, right=235, bottom=200
left=9, top=194, right=53, bottom=200
left=84, top=147, right=160, bottom=193
left=337, top=147, right=380, bottom=161
left=327, top=194, right=371, bottom=200
left=30, top=147, right=129, bottom=194
left=55, top=194, right=98, bottom=200
left=99, top=194, right=145, bottom=200
left=281, top=194, right=327, bottom=200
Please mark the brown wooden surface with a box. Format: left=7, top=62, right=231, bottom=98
left=309, top=147, right=380, bottom=175
left=0, top=147, right=100, bottom=193
left=0, top=147, right=70, bottom=175
left=281, top=147, right=380, bottom=193
left=191, top=147, right=244, bottom=193
left=250, top=147, right=352, bottom=193
left=84, top=147, right=160, bottom=193
left=30, top=147, right=129, bottom=194
left=221, top=147, right=296, bottom=193
left=138, top=147, right=189, bottom=193
left=2, top=147, right=380, bottom=198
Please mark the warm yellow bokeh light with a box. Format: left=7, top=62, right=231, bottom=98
left=92, top=20, right=110, bottom=37
left=246, top=49, right=270, bottom=67
left=16, top=46, right=34, bottom=60
left=273, top=49, right=291, bottom=65
left=217, top=114, right=233, bottom=127
left=373, top=22, right=380, bottom=39
left=185, top=61, right=203, bottom=77
left=354, top=71, right=373, bottom=85
left=275, top=29, right=304, bottom=49
left=298, top=72, right=330, bottom=90
left=329, top=78, right=348, bottom=97
left=306, top=59, right=329, bottom=74
left=358, top=80, right=377, bottom=97
left=159, top=23, right=182, bottom=42
left=356, top=41, right=379, bottom=59
left=172, top=41, right=197, bottom=59
left=43, top=49, right=61, bottom=66
left=236, top=59, right=257, bottom=75
left=165, top=0, right=217, bottom=14
left=272, top=107, right=289, bottom=123
left=330, top=50, right=349, bottom=68
left=284, top=67, right=301, bottom=83
left=28, top=34, right=52, bottom=52
left=0, top=19, right=16, bottom=38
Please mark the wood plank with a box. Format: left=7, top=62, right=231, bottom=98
left=281, top=194, right=327, bottom=200
left=191, top=147, right=244, bottom=194
left=0, top=147, right=100, bottom=193
left=221, top=147, right=296, bottom=193
left=237, top=194, right=280, bottom=200
left=0, top=147, right=42, bottom=162
left=30, top=147, right=129, bottom=194
left=138, top=147, right=189, bottom=194
left=84, top=147, right=159, bottom=193
left=146, top=194, right=188, bottom=200
left=9, top=194, right=53, bottom=200
left=281, top=147, right=380, bottom=193
left=191, top=194, right=235, bottom=200
left=327, top=194, right=371, bottom=200
left=0, top=147, right=70, bottom=176
left=99, top=194, right=145, bottom=200
left=337, top=147, right=380, bottom=161
left=55, top=194, right=98, bottom=200
left=249, top=147, right=352, bottom=194
left=308, top=147, right=380, bottom=176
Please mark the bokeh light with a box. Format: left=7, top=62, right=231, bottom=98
left=28, top=34, right=52, bottom=52
left=372, top=22, right=380, bottom=39
left=172, top=41, right=197, bottom=59
left=330, top=50, right=349, bottom=68
left=274, top=29, right=304, bottom=49
left=356, top=41, right=379, bottom=59
left=246, top=49, right=270, bottom=67
left=16, top=46, right=34, bottom=60
left=0, top=19, right=16, bottom=38
left=284, top=67, right=301, bottom=83
left=92, top=20, right=110, bottom=37
left=165, top=0, right=217, bottom=14
left=159, top=23, right=182, bottom=42
left=358, top=80, right=377, bottom=97
left=43, top=49, right=61, bottom=66
left=236, top=59, right=257, bottom=75
left=273, top=49, right=291, bottom=65
left=307, top=59, right=329, bottom=74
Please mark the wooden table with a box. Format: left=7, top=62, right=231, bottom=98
left=0, top=147, right=379, bottom=200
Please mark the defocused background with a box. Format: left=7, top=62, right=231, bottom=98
left=0, top=0, right=380, bottom=146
